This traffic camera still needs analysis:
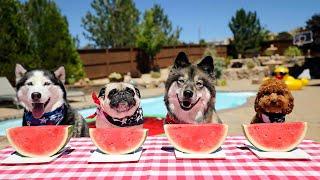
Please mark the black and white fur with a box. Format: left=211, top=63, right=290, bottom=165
left=15, top=64, right=89, bottom=137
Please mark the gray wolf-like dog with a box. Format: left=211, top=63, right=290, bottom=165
left=164, top=52, right=221, bottom=124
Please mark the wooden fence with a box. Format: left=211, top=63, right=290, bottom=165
left=78, top=40, right=298, bottom=79
left=78, top=45, right=215, bottom=79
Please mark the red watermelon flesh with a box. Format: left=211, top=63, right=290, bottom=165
left=6, top=125, right=72, bottom=157
left=89, top=128, right=148, bottom=155
left=164, top=124, right=228, bottom=154
left=243, top=122, right=307, bottom=152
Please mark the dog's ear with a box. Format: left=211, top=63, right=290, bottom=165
left=173, top=52, right=191, bottom=69
left=15, top=64, right=27, bottom=83
left=54, top=66, right=66, bottom=84
left=197, top=56, right=215, bottom=77
left=134, top=87, right=141, bottom=98
left=284, top=91, right=294, bottom=114
left=254, top=91, right=262, bottom=113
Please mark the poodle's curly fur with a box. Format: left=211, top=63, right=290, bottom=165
left=251, top=78, right=294, bottom=124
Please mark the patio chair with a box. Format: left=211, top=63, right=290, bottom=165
left=0, top=77, right=19, bottom=108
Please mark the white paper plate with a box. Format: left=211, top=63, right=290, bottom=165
left=1, top=147, right=70, bottom=164
left=174, top=147, right=226, bottom=159
left=88, top=147, right=143, bottom=163
left=246, top=144, right=311, bottom=160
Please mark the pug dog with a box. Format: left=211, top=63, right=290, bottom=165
left=91, top=83, right=143, bottom=128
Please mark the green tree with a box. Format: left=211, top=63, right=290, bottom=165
left=276, top=31, right=293, bottom=40
left=136, top=9, right=165, bottom=72
left=149, top=4, right=181, bottom=46
left=24, top=0, right=84, bottom=82
left=306, top=13, right=320, bottom=50
left=199, top=39, right=207, bottom=46
left=229, top=8, right=268, bottom=57
left=0, top=0, right=36, bottom=83
left=284, top=46, right=302, bottom=57
left=82, top=0, right=139, bottom=48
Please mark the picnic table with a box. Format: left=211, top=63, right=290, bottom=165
left=0, top=136, right=319, bottom=179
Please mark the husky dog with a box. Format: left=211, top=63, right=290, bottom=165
left=164, top=52, right=221, bottom=124
left=15, top=64, right=89, bottom=137
left=91, top=82, right=143, bottom=128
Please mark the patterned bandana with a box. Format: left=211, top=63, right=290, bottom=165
left=23, top=105, right=65, bottom=126
left=101, top=106, right=144, bottom=127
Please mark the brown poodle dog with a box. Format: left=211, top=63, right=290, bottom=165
left=251, top=78, right=294, bottom=124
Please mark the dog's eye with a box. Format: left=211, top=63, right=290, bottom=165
left=26, top=82, right=33, bottom=86
left=108, top=89, right=118, bottom=98
left=196, top=80, right=203, bottom=88
left=44, top=82, right=51, bottom=86
left=177, top=79, right=185, bottom=85
left=125, top=87, right=135, bottom=96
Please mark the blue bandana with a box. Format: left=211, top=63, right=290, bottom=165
left=23, top=105, right=65, bottom=126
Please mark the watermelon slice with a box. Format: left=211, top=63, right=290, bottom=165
left=6, top=125, right=72, bottom=157
left=164, top=124, right=228, bottom=154
left=243, top=122, right=307, bottom=152
left=89, top=128, right=148, bottom=155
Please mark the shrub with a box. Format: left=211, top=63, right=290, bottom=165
left=150, top=71, right=161, bottom=79
left=108, top=72, right=123, bottom=82
left=217, top=79, right=227, bottom=86
left=264, top=49, right=273, bottom=56
left=284, top=46, right=302, bottom=57
left=246, top=59, right=256, bottom=69
left=214, top=58, right=225, bottom=79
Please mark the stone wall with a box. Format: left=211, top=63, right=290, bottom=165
left=222, top=67, right=269, bottom=80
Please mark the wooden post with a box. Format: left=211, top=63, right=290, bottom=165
left=129, top=47, right=133, bottom=70
left=105, top=48, right=109, bottom=77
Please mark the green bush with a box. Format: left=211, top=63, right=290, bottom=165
left=108, top=72, right=123, bottom=82
left=246, top=59, right=256, bottom=69
left=217, top=79, right=227, bottom=86
left=214, top=58, right=225, bottom=79
left=264, top=49, right=273, bottom=56
left=150, top=71, right=161, bottom=79
left=284, top=46, right=302, bottom=57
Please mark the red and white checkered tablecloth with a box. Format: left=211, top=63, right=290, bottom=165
left=0, top=136, right=319, bottom=179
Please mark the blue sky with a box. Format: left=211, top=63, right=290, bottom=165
left=54, top=0, right=320, bottom=47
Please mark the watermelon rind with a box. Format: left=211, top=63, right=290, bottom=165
left=242, top=122, right=307, bottom=152
left=6, top=125, right=73, bottom=157
left=89, top=128, right=148, bottom=155
left=164, top=124, right=228, bottom=154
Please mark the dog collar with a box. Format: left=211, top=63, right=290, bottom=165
left=99, top=106, right=144, bottom=127
left=23, top=105, right=65, bottom=126
left=260, top=113, right=285, bottom=123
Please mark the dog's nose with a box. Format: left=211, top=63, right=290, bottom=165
left=31, top=92, right=41, bottom=101
left=183, top=90, right=193, bottom=98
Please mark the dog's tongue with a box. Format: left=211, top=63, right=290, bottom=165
left=32, top=103, right=45, bottom=119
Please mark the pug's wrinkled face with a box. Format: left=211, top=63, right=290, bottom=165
left=99, top=83, right=141, bottom=119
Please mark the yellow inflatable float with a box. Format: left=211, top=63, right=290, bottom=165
left=264, top=66, right=309, bottom=90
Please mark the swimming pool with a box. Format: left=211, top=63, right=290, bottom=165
left=0, top=92, right=255, bottom=135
